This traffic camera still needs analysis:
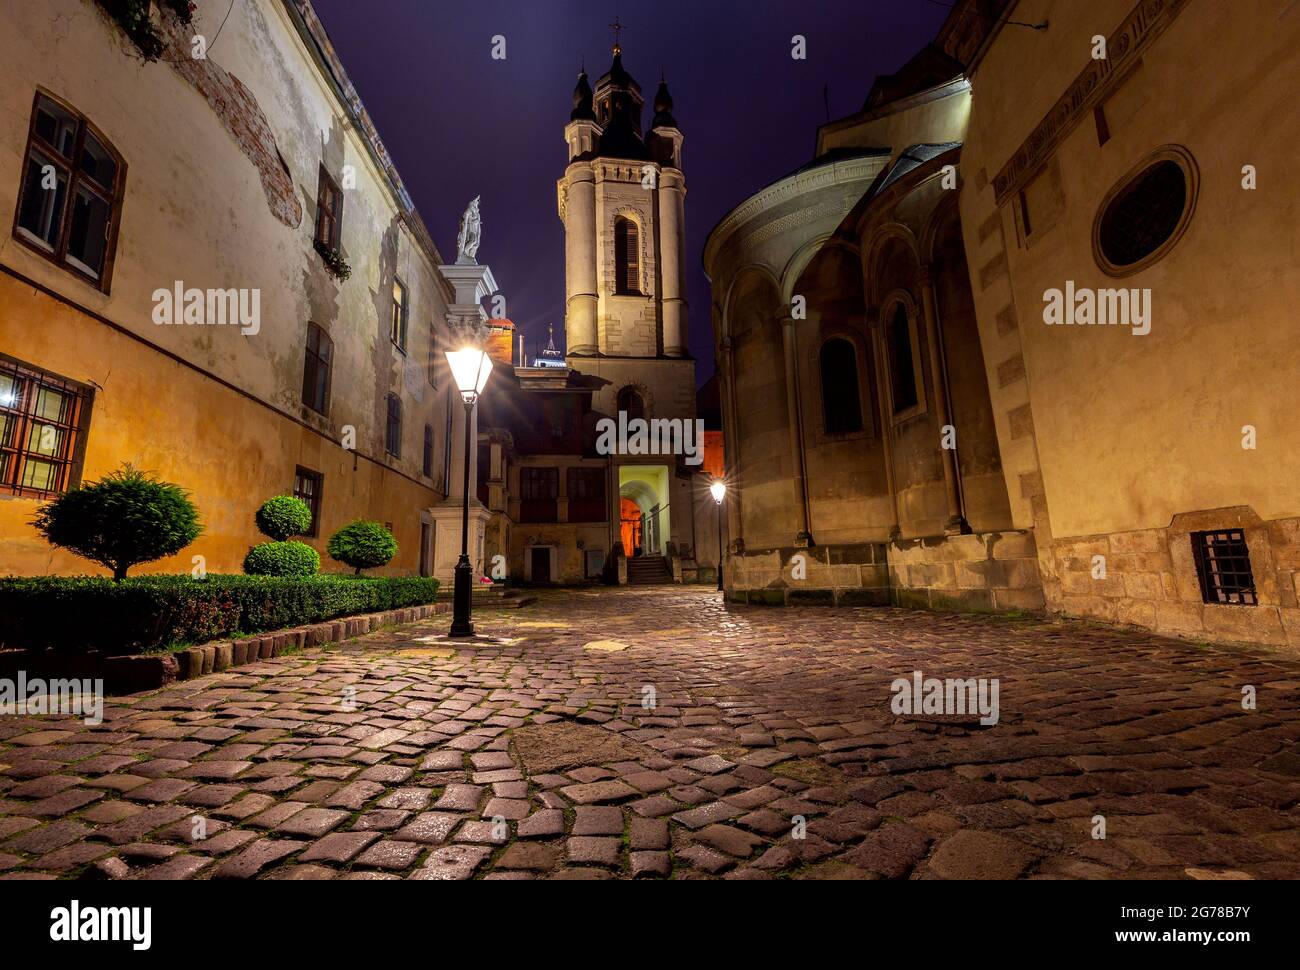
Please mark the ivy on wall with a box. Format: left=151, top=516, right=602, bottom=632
left=96, top=0, right=195, bottom=62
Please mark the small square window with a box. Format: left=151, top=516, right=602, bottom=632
left=1191, top=529, right=1257, bottom=606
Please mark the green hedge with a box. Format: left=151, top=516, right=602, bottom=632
left=0, top=574, right=439, bottom=655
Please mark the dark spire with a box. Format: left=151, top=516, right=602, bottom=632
left=570, top=68, right=595, bottom=121
left=593, top=41, right=648, bottom=160
left=652, top=78, right=676, bottom=129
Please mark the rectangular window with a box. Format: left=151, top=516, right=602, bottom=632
left=293, top=466, right=323, bottom=538
left=314, top=165, right=343, bottom=249
left=567, top=466, right=606, bottom=523
left=390, top=278, right=408, bottom=351
left=13, top=92, right=125, bottom=291
left=427, top=323, right=438, bottom=388
left=385, top=394, right=402, bottom=457
left=0, top=353, right=93, bottom=498
left=301, top=322, right=333, bottom=415
left=1192, top=530, right=1257, bottom=606
left=423, top=424, right=434, bottom=478
left=519, top=466, right=559, bottom=523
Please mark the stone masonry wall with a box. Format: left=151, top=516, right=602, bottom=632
left=1052, top=507, right=1300, bottom=650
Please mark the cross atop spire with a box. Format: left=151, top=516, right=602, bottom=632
left=609, top=16, right=627, bottom=54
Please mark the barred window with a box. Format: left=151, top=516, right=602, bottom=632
left=423, top=424, right=434, bottom=477
left=1191, top=529, right=1257, bottom=606
left=0, top=353, right=93, bottom=498
left=14, top=91, right=125, bottom=291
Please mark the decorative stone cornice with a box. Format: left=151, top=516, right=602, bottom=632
left=992, top=0, right=1191, bottom=205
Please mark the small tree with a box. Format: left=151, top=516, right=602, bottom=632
left=33, top=464, right=201, bottom=580
left=244, top=495, right=318, bottom=577
left=328, top=520, right=397, bottom=575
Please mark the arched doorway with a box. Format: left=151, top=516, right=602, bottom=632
left=619, top=497, right=642, bottom=555
left=618, top=466, right=670, bottom=558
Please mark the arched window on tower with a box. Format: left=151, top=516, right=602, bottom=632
left=617, top=385, right=645, bottom=421
left=819, top=338, right=864, bottom=435
left=614, top=217, right=640, bottom=295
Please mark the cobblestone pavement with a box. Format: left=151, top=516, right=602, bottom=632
left=2, top=587, right=1299, bottom=880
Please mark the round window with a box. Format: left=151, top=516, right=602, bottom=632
left=1093, top=147, right=1197, bottom=277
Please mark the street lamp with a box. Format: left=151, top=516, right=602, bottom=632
left=709, top=478, right=726, bottom=592
left=445, top=346, right=493, bottom=637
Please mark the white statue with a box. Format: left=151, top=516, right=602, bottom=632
left=456, top=196, right=482, bottom=264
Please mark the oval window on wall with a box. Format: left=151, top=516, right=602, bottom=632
left=1093, top=146, right=1197, bottom=277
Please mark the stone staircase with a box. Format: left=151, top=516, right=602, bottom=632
left=626, top=555, right=674, bottom=586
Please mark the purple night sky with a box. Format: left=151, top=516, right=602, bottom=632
left=310, top=0, right=947, bottom=383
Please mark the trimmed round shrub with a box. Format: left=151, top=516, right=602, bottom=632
left=32, top=464, right=202, bottom=580
left=243, top=540, right=320, bottom=577
left=327, top=520, right=397, bottom=574
left=255, top=495, right=313, bottom=541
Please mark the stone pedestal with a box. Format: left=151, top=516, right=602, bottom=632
left=426, top=504, right=493, bottom=586
left=437, top=260, right=498, bottom=550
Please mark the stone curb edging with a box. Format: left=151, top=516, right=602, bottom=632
left=77, top=602, right=448, bottom=695
left=173, top=602, right=450, bottom=682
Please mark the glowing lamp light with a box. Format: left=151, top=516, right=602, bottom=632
left=445, top=346, right=492, bottom=401
left=710, top=479, right=726, bottom=504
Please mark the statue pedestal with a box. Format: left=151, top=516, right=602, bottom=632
left=425, top=503, right=493, bottom=586
left=439, top=263, right=498, bottom=337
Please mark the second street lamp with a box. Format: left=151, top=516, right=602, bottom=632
left=710, top=479, right=726, bottom=592
left=444, top=346, right=493, bottom=638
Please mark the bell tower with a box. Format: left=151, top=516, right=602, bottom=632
left=558, top=40, right=688, bottom=360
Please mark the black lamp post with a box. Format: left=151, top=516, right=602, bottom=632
left=710, top=479, right=726, bottom=592
left=445, top=346, right=493, bottom=638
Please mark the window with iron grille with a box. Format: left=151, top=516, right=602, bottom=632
left=0, top=353, right=93, bottom=498
left=614, top=217, right=640, bottom=295
left=301, top=322, right=332, bottom=415
left=567, top=466, right=606, bottom=522
left=385, top=393, right=402, bottom=457
left=519, top=466, right=558, bottom=523
left=314, top=165, right=343, bottom=250
left=293, top=466, right=323, bottom=538
left=13, top=91, right=126, bottom=291
left=422, top=424, right=434, bottom=477
left=390, top=277, right=408, bottom=351
left=1191, top=529, right=1257, bottom=606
